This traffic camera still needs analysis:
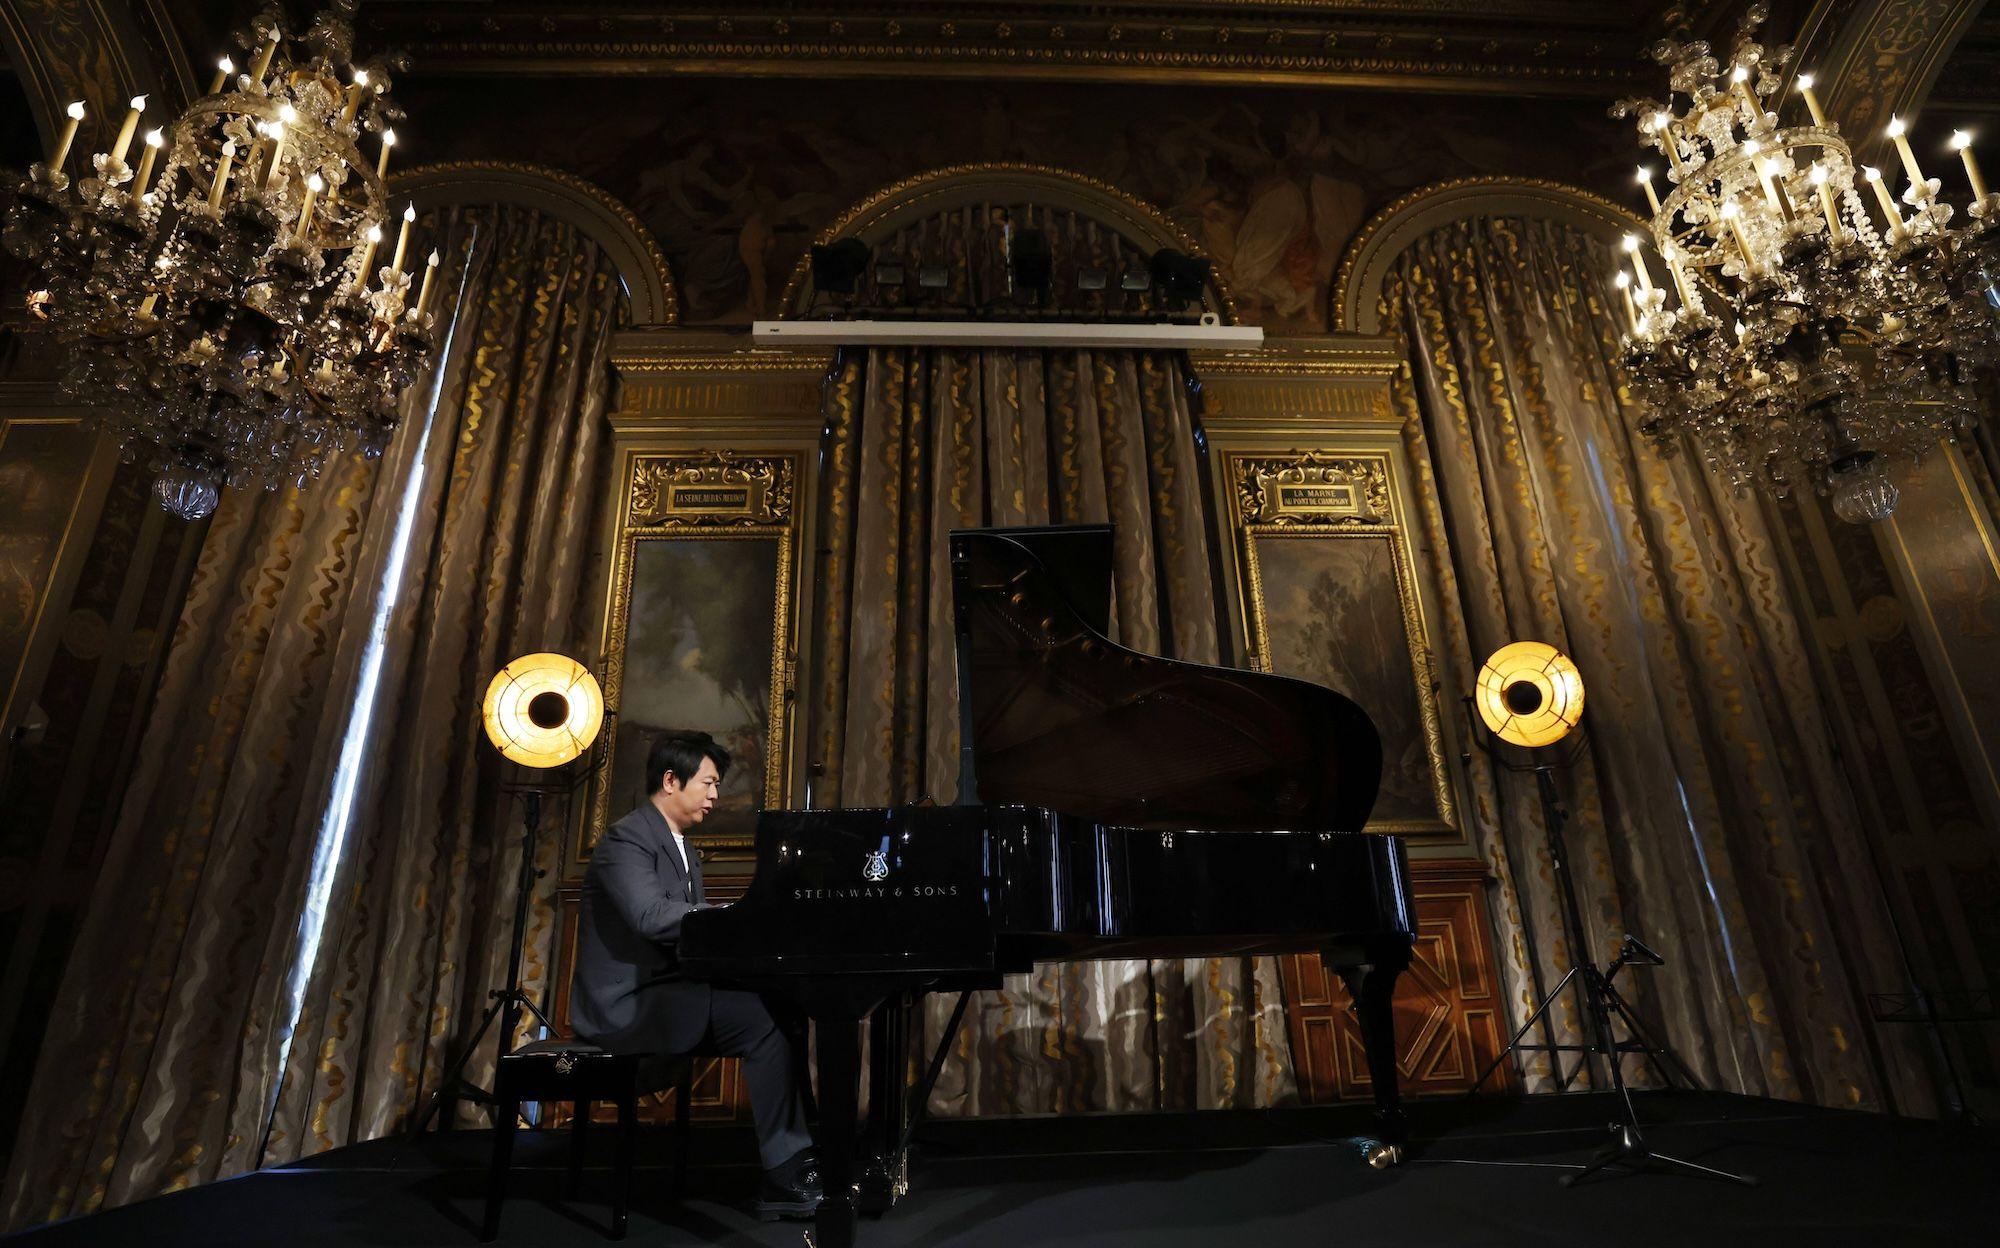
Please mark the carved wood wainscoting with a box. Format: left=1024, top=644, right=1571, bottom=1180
left=1279, top=859, right=1510, bottom=1101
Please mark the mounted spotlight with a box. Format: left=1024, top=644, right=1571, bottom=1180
left=1075, top=266, right=1109, bottom=292
left=1149, top=248, right=1212, bottom=309
left=1009, top=229, right=1052, bottom=303
left=873, top=259, right=907, bottom=288
left=811, top=237, right=873, bottom=298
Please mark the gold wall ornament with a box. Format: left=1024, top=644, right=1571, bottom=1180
left=1474, top=641, right=1585, bottom=748
left=483, top=653, right=605, bottom=768
left=1236, top=450, right=1392, bottom=525
left=628, top=451, right=795, bottom=528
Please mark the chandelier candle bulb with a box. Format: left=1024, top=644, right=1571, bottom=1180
left=340, top=69, right=370, bottom=125
left=1664, top=246, right=1697, bottom=308
left=389, top=203, right=414, bottom=277
left=1951, top=131, right=1988, bottom=201
left=1731, top=65, right=1760, bottom=119
left=132, top=128, right=163, bottom=196
left=207, top=140, right=235, bottom=209
left=1887, top=117, right=1927, bottom=188
left=249, top=28, right=280, bottom=83
left=294, top=173, right=323, bottom=241
left=1721, top=199, right=1757, bottom=269
left=415, top=249, right=439, bottom=315
left=349, top=223, right=382, bottom=291
left=108, top=96, right=146, bottom=166
left=1654, top=114, right=1686, bottom=176
left=49, top=101, right=85, bottom=171
left=1812, top=165, right=1848, bottom=245
left=138, top=292, right=157, bottom=317
left=1621, top=235, right=1656, bottom=294
left=261, top=124, right=287, bottom=190
left=375, top=128, right=395, bottom=179
left=1638, top=167, right=1662, bottom=214
left=1615, top=271, right=1640, bottom=334
left=209, top=56, right=233, bottom=94
left=1797, top=74, right=1829, bottom=127
left=1759, top=161, right=1797, bottom=220
left=1865, top=166, right=1903, bottom=228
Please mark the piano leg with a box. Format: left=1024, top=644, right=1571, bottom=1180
left=1331, top=937, right=1413, bottom=1146
left=815, top=1013, right=865, bottom=1248
left=859, top=993, right=913, bottom=1213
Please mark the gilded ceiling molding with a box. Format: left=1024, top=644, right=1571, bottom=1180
left=392, top=161, right=678, bottom=325
left=1785, top=0, right=1985, bottom=161
left=360, top=3, right=1649, bottom=96
left=776, top=161, right=1236, bottom=323
left=0, top=0, right=172, bottom=150
left=1332, top=177, right=1643, bottom=335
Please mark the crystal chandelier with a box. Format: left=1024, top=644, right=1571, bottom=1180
left=2, top=0, right=440, bottom=520
left=1610, top=3, right=2000, bottom=524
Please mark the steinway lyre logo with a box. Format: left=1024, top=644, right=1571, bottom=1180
left=861, top=849, right=890, bottom=883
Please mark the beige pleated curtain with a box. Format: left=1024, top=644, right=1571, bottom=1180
left=813, top=346, right=1295, bottom=1114
left=1379, top=216, right=1934, bottom=1113
left=3, top=202, right=625, bottom=1226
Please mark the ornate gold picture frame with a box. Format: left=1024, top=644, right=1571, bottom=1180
left=589, top=451, right=800, bottom=855
left=1232, top=450, right=1455, bottom=837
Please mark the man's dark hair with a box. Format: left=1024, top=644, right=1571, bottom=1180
left=645, top=730, right=731, bottom=795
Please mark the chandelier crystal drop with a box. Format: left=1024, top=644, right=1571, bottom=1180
left=2, top=0, right=439, bottom=520
left=1609, top=2, right=2000, bottom=523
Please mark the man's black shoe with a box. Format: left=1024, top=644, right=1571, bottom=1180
left=753, top=1153, right=822, bottom=1221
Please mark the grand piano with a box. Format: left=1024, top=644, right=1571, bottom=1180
left=680, top=525, right=1417, bottom=1248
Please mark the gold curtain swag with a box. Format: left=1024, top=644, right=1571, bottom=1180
left=813, top=345, right=1294, bottom=1115
left=2, top=203, right=627, bottom=1228
left=1380, top=215, right=1934, bottom=1114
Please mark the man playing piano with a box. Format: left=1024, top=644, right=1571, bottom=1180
left=570, top=730, right=820, bottom=1219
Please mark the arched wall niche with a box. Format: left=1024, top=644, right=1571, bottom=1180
left=776, top=162, right=1236, bottom=324
left=392, top=161, right=679, bottom=326
left=1332, top=177, right=1643, bottom=336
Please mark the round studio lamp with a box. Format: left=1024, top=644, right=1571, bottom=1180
left=1475, top=641, right=1585, bottom=748
left=481, top=652, right=604, bottom=768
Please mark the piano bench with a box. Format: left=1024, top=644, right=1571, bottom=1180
left=479, top=1040, right=694, bottom=1242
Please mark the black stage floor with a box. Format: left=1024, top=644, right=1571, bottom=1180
left=10, top=1093, right=1991, bottom=1247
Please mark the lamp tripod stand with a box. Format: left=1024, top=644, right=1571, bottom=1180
left=407, top=653, right=606, bottom=1139
left=407, top=783, right=561, bottom=1136
left=1462, top=644, right=1755, bottom=1188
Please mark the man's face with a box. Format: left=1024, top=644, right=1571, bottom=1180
left=661, top=756, right=720, bottom=829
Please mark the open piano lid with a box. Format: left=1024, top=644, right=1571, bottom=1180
left=948, top=525, right=1383, bottom=833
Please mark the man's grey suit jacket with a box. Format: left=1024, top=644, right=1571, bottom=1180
left=570, top=802, right=712, bottom=1054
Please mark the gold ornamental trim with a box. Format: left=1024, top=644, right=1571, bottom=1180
left=1236, top=451, right=1392, bottom=524
left=1331, top=176, right=1643, bottom=334
left=393, top=160, right=679, bottom=325
left=593, top=449, right=804, bottom=854
left=776, top=161, right=1238, bottom=323
left=628, top=451, right=796, bottom=527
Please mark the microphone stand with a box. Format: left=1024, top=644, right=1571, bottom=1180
left=1461, top=699, right=1756, bottom=1187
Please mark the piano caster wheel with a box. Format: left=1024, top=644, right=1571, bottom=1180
left=1355, top=1138, right=1403, bottom=1169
